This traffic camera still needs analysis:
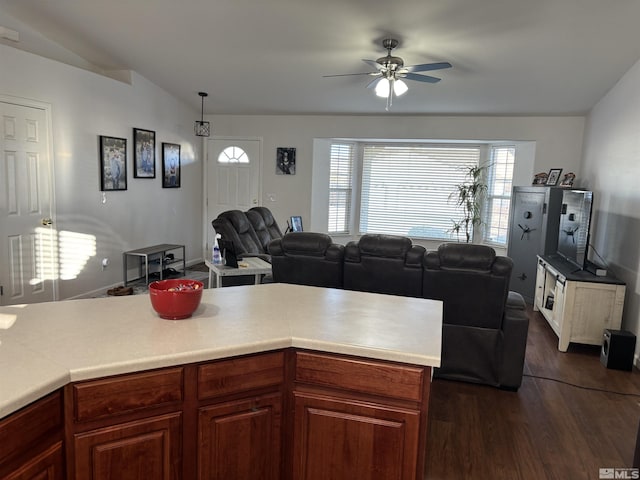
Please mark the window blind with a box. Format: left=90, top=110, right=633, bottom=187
left=484, top=146, right=515, bottom=245
left=359, top=144, right=480, bottom=240
left=328, top=143, right=354, bottom=234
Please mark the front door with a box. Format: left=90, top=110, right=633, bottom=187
left=0, top=98, right=56, bottom=305
left=206, top=137, right=261, bottom=252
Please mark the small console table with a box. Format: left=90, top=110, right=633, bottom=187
left=204, top=257, right=271, bottom=288
left=123, top=244, right=185, bottom=286
left=534, top=255, right=626, bottom=351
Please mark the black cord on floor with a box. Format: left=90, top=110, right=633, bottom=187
left=524, top=373, right=640, bottom=398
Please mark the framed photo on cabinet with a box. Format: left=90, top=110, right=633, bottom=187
left=162, top=142, right=181, bottom=188
left=99, top=135, right=127, bottom=191
left=546, top=168, right=563, bottom=186
left=133, top=128, right=156, bottom=178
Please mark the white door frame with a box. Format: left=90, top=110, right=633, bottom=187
left=0, top=93, right=58, bottom=302
left=201, top=136, right=263, bottom=258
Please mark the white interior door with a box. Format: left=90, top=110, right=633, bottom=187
left=206, top=137, right=261, bottom=252
left=0, top=99, right=56, bottom=305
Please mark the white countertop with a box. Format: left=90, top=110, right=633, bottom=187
left=0, top=283, right=442, bottom=419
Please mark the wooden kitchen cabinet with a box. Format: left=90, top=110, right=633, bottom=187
left=196, top=351, right=285, bottom=480
left=291, top=351, right=430, bottom=480
left=65, top=352, right=285, bottom=480
left=1, top=349, right=433, bottom=480
left=0, top=391, right=64, bottom=480
left=293, top=392, right=420, bottom=480
left=65, top=367, right=184, bottom=480
left=72, top=412, right=182, bottom=480
left=198, top=393, right=282, bottom=480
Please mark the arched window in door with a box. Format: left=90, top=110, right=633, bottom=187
left=218, top=146, right=249, bottom=163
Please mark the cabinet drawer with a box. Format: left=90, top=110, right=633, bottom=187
left=295, top=352, right=424, bottom=402
left=198, top=351, right=284, bottom=400
left=72, top=368, right=184, bottom=422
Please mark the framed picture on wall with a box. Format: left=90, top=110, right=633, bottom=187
left=276, top=147, right=296, bottom=175
left=99, top=135, right=127, bottom=191
left=546, top=168, right=563, bottom=186
left=162, top=142, right=181, bottom=188
left=133, top=128, right=156, bottom=178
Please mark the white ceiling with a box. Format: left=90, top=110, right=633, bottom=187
left=3, top=0, right=640, bottom=116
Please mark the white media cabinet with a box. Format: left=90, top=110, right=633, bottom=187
left=534, top=255, right=626, bottom=352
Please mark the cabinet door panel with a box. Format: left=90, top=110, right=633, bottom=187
left=293, top=392, right=420, bottom=480
left=4, top=442, right=64, bottom=480
left=73, top=412, right=181, bottom=480
left=198, top=393, right=282, bottom=480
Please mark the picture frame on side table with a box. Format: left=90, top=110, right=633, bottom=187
left=99, top=135, right=127, bottom=191
left=133, top=128, right=156, bottom=178
left=546, top=168, right=563, bottom=186
left=162, top=142, right=181, bottom=188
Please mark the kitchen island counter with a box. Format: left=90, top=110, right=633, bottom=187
left=0, top=283, right=442, bottom=419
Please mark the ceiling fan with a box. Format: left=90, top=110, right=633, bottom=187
left=324, top=38, right=452, bottom=110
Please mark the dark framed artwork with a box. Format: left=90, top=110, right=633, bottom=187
left=133, top=128, right=156, bottom=178
left=99, top=135, right=127, bottom=191
left=162, top=142, right=181, bottom=188
left=546, top=168, right=563, bottom=186
left=276, top=147, right=296, bottom=175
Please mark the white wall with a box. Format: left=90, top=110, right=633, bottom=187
left=0, top=44, right=203, bottom=299
left=581, top=57, right=640, bottom=357
left=209, top=114, right=585, bottom=241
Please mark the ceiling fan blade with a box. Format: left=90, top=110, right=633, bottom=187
left=366, top=76, right=382, bottom=89
left=404, top=72, right=442, bottom=83
left=323, top=72, right=380, bottom=78
left=405, top=62, right=452, bottom=73
left=362, top=59, right=384, bottom=70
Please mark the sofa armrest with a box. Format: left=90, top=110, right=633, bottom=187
left=499, top=306, right=529, bottom=390
left=238, top=252, right=272, bottom=263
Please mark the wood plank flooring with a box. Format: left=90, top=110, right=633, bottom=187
left=424, top=308, right=640, bottom=480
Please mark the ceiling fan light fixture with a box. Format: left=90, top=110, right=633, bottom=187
left=375, top=78, right=390, bottom=98
left=394, top=79, right=408, bottom=96
left=195, top=91, right=211, bottom=137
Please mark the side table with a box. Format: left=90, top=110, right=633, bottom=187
left=205, top=257, right=272, bottom=288
left=123, top=244, right=186, bottom=286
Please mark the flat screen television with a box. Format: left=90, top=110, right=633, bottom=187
left=556, top=189, right=593, bottom=270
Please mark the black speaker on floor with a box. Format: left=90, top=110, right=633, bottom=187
left=600, top=329, right=636, bottom=371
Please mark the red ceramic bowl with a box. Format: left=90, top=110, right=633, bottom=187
left=149, top=279, right=204, bottom=320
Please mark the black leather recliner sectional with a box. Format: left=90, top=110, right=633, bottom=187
left=269, top=232, right=345, bottom=288
left=269, top=232, right=529, bottom=391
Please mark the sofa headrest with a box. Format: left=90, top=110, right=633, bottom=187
left=433, top=243, right=496, bottom=272
left=250, top=207, right=276, bottom=228
left=219, top=210, right=252, bottom=234
left=246, top=210, right=266, bottom=231
left=358, top=234, right=412, bottom=258
left=281, top=232, right=333, bottom=256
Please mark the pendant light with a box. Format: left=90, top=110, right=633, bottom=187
left=194, top=91, right=211, bottom=137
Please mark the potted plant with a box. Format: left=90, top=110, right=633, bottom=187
left=449, top=164, right=488, bottom=243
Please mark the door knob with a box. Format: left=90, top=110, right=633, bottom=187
left=41, top=218, right=53, bottom=226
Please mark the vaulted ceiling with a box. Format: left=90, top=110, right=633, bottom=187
left=2, top=0, right=640, bottom=116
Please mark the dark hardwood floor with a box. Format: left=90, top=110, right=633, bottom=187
left=425, top=307, right=640, bottom=480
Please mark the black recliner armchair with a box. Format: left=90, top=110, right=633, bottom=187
left=422, top=243, right=529, bottom=390
left=268, top=232, right=345, bottom=288
left=343, top=234, right=426, bottom=297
